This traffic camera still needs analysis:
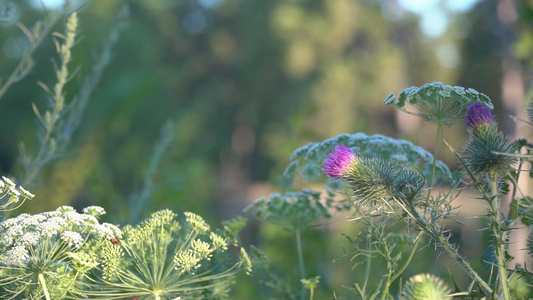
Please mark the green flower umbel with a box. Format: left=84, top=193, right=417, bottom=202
left=462, top=102, right=517, bottom=177
left=401, top=273, right=452, bottom=300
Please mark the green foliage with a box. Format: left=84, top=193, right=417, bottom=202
left=0, top=2, right=68, bottom=101
left=2, top=0, right=533, bottom=299
left=336, top=217, right=423, bottom=299
left=19, top=12, right=79, bottom=189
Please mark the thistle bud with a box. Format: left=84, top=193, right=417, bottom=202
left=324, top=145, right=399, bottom=204
left=401, top=273, right=452, bottom=300
left=462, top=103, right=517, bottom=177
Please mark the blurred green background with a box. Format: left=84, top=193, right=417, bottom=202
left=1, top=0, right=533, bottom=298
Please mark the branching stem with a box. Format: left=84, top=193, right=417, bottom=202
left=396, top=201, right=493, bottom=296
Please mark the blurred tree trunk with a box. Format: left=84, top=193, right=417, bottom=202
left=498, top=0, right=531, bottom=269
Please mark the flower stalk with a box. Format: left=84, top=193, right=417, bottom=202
left=296, top=228, right=306, bottom=300
left=489, top=176, right=511, bottom=300
left=38, top=273, right=51, bottom=300
left=426, top=121, right=442, bottom=200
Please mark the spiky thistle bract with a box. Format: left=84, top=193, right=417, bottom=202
left=323, top=150, right=425, bottom=206
left=462, top=102, right=518, bottom=178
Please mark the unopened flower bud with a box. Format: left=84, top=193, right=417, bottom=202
left=401, top=273, right=452, bottom=300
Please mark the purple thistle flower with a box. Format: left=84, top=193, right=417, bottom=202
left=323, top=144, right=357, bottom=179
left=465, top=102, right=495, bottom=128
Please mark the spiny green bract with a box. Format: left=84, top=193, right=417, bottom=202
left=384, top=81, right=492, bottom=126
left=462, top=126, right=518, bottom=178
left=344, top=156, right=397, bottom=204
left=284, top=133, right=453, bottom=187
left=89, top=209, right=250, bottom=300
left=341, top=156, right=425, bottom=205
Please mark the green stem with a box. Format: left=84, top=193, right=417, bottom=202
left=309, top=287, right=315, bottom=300
left=426, top=121, right=442, bottom=200
left=295, top=228, right=306, bottom=300
left=362, top=231, right=372, bottom=293
left=38, top=273, right=51, bottom=300
left=489, top=177, right=511, bottom=300
left=380, top=252, right=393, bottom=300
left=58, top=271, right=79, bottom=299
left=0, top=11, right=64, bottom=101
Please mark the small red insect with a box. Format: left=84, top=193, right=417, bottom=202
left=109, top=238, right=119, bottom=245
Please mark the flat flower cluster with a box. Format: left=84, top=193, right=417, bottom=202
left=0, top=205, right=121, bottom=266
left=0, top=176, right=34, bottom=211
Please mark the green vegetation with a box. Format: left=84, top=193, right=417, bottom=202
left=2, top=0, right=533, bottom=299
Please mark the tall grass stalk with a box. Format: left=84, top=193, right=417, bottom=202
left=0, top=2, right=70, bottom=101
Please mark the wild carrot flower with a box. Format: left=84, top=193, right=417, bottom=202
left=323, top=144, right=357, bottom=179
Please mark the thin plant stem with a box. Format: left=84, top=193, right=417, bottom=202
left=390, top=231, right=424, bottom=282
left=0, top=6, right=67, bottom=101
left=489, top=176, right=511, bottom=300
left=38, top=273, right=51, bottom=300
left=309, top=286, right=315, bottom=300
left=426, top=121, right=442, bottom=200
left=58, top=270, right=80, bottom=299
left=295, top=228, right=306, bottom=300
left=362, top=230, right=372, bottom=293
left=380, top=244, right=393, bottom=300
left=22, top=12, right=78, bottom=189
